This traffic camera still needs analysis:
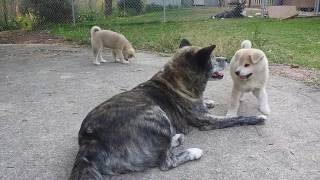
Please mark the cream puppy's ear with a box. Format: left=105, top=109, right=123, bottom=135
left=250, top=50, right=265, bottom=64
left=233, top=50, right=243, bottom=62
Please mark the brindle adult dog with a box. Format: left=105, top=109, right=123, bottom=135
left=213, top=1, right=246, bottom=19
left=69, top=40, right=266, bottom=179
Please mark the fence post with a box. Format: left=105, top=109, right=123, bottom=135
left=124, top=0, right=126, bottom=16
left=71, top=0, right=76, bottom=26
left=315, top=0, right=320, bottom=15
left=260, top=0, right=267, bottom=17
left=163, top=0, right=166, bottom=23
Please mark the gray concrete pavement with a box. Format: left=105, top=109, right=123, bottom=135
left=0, top=44, right=319, bottom=180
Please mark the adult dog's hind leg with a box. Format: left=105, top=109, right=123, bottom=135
left=171, top=134, right=185, bottom=148
left=159, top=147, right=203, bottom=171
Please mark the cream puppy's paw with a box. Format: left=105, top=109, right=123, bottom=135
left=226, top=110, right=237, bottom=117
left=260, top=104, right=270, bottom=115
left=258, top=115, right=267, bottom=120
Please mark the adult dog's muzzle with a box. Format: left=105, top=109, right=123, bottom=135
left=209, top=56, right=227, bottom=80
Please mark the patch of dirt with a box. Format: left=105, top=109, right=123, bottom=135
left=270, top=64, right=320, bottom=87
left=0, top=30, right=68, bottom=44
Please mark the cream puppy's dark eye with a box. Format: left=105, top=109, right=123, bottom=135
left=244, top=64, right=250, bottom=67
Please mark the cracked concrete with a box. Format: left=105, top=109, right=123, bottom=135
left=0, top=44, right=319, bottom=180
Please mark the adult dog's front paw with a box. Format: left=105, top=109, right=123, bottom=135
left=187, top=148, right=203, bottom=160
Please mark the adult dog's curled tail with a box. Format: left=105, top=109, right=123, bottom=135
left=69, top=143, right=105, bottom=180
left=241, top=40, right=252, bottom=49
left=90, top=26, right=101, bottom=36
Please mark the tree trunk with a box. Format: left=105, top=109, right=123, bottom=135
left=2, top=0, right=8, bottom=27
left=104, top=0, right=112, bottom=16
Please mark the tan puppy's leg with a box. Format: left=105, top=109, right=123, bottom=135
left=112, top=50, right=119, bottom=62
left=115, top=49, right=129, bottom=64
left=93, top=47, right=101, bottom=65
left=122, top=49, right=133, bottom=63
left=227, top=87, right=242, bottom=117
left=99, top=48, right=107, bottom=63
left=253, top=88, right=270, bottom=115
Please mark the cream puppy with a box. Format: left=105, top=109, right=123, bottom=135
left=90, top=26, right=135, bottom=65
left=227, top=40, right=270, bottom=116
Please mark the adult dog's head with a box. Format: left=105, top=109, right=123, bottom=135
left=153, top=39, right=223, bottom=99
left=235, top=1, right=246, bottom=10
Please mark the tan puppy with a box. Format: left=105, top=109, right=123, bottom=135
left=90, top=26, right=135, bottom=65
left=227, top=40, right=270, bottom=116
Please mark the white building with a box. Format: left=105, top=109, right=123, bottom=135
left=146, top=0, right=221, bottom=6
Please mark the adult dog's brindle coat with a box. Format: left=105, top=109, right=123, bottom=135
left=69, top=40, right=266, bottom=179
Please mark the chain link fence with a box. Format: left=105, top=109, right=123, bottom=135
left=0, top=0, right=320, bottom=31
left=0, top=0, right=19, bottom=30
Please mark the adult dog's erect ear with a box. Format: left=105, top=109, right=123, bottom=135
left=195, top=45, right=216, bottom=61
left=179, top=39, right=192, bottom=48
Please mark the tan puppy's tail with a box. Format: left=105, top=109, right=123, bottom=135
left=90, top=26, right=101, bottom=36
left=241, top=40, right=252, bottom=49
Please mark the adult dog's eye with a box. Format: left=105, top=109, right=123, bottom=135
left=244, top=64, right=250, bottom=67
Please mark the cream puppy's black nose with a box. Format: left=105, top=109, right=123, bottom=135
left=235, top=71, right=240, bottom=76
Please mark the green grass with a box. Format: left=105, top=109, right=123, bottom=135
left=50, top=8, right=320, bottom=69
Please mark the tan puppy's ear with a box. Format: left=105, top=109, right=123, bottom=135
left=250, top=51, right=265, bottom=64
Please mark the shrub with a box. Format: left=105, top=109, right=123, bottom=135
left=77, top=11, right=104, bottom=22
left=15, top=14, right=34, bottom=30
left=21, top=0, right=72, bottom=24
left=0, top=20, right=19, bottom=31
left=117, top=0, right=144, bottom=16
